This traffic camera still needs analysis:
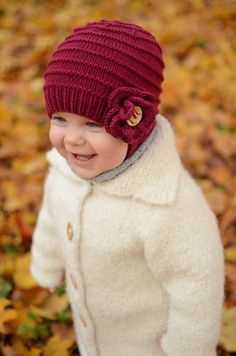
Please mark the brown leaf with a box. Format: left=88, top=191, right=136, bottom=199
left=51, top=323, right=76, bottom=342
left=12, top=287, right=49, bottom=307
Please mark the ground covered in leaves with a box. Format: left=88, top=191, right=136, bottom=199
left=0, top=0, right=236, bottom=355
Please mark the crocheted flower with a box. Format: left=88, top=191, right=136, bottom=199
left=104, top=87, right=158, bottom=144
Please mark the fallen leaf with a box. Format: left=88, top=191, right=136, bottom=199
left=225, top=247, right=236, bottom=264
left=51, top=323, right=76, bottom=342
left=42, top=334, right=73, bottom=356
left=225, top=262, right=236, bottom=283
left=220, top=306, right=236, bottom=352
left=14, top=210, right=33, bottom=241
left=220, top=207, right=236, bottom=236
left=13, top=253, right=37, bottom=289
left=3, top=338, right=41, bottom=356
left=0, top=254, right=15, bottom=276
left=0, top=299, right=18, bottom=334
left=0, top=180, right=28, bottom=212
left=209, top=165, right=236, bottom=194
left=204, top=187, right=228, bottom=215
left=30, top=293, right=69, bottom=319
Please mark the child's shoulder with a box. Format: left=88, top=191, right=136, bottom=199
left=176, top=168, right=215, bottom=219
left=95, top=115, right=182, bottom=205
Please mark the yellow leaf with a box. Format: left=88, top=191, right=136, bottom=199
left=0, top=180, right=28, bottom=212
left=0, top=254, right=15, bottom=276
left=0, top=299, right=18, bottom=334
left=12, top=153, right=47, bottom=176
left=13, top=253, right=37, bottom=289
left=10, top=301, right=36, bottom=331
left=43, top=334, right=73, bottom=356
left=220, top=307, right=236, bottom=352
left=225, top=247, right=236, bottom=264
left=30, top=293, right=69, bottom=319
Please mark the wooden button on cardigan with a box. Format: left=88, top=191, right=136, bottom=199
left=79, top=312, right=87, bottom=328
left=70, top=273, right=78, bottom=289
left=67, top=223, right=73, bottom=240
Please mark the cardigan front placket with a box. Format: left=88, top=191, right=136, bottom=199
left=64, top=181, right=99, bottom=356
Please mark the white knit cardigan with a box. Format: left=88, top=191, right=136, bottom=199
left=31, top=115, right=224, bottom=356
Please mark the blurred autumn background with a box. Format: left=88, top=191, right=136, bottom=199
left=0, top=0, right=236, bottom=354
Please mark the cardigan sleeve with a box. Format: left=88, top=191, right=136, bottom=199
left=144, top=173, right=224, bottom=356
left=30, top=168, right=65, bottom=288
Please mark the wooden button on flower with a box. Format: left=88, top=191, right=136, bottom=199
left=67, top=223, right=73, bottom=240
left=127, top=106, right=143, bottom=127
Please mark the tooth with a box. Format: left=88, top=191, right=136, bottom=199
left=76, top=155, right=90, bottom=161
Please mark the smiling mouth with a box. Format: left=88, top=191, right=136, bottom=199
left=73, top=153, right=96, bottom=161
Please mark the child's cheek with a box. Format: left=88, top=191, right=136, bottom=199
left=48, top=126, right=67, bottom=160
left=49, top=126, right=60, bottom=148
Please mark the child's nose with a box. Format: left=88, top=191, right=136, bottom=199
left=65, top=128, right=85, bottom=146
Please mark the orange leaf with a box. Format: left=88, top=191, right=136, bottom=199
left=204, top=187, right=228, bottom=215
left=14, top=211, right=33, bottom=241
left=221, top=207, right=236, bottom=236
left=209, top=165, right=236, bottom=194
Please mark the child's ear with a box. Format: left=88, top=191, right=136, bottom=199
left=127, top=106, right=143, bottom=127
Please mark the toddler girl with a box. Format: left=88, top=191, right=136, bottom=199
left=31, top=20, right=224, bottom=356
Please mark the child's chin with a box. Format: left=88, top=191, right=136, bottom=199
left=66, top=161, right=99, bottom=180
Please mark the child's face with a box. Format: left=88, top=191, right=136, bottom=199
left=49, top=112, right=128, bottom=179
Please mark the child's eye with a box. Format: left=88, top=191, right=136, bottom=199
left=51, top=116, right=67, bottom=124
left=86, top=121, right=102, bottom=128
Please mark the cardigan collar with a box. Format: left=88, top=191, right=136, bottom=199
left=46, top=115, right=181, bottom=206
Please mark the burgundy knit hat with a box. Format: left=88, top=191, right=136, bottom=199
left=44, top=20, right=165, bottom=157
